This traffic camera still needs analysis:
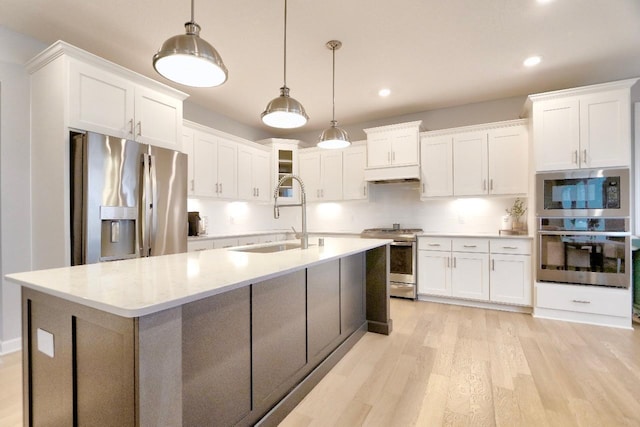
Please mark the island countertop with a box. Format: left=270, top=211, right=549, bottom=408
left=6, top=237, right=391, bottom=318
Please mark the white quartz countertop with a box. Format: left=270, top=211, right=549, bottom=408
left=418, top=232, right=533, bottom=239
left=7, top=237, right=391, bottom=318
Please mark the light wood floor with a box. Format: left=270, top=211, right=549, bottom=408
left=1, top=300, right=639, bottom=426
left=281, top=299, right=640, bottom=427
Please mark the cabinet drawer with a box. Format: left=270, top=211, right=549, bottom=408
left=187, top=240, right=214, bottom=252
left=418, top=237, right=451, bottom=251
left=452, top=238, right=489, bottom=253
left=536, top=282, right=631, bottom=317
left=490, top=239, right=531, bottom=255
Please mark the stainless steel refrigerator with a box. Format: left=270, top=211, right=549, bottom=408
left=71, top=131, right=187, bottom=265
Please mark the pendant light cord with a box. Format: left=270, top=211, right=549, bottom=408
left=190, top=0, right=195, bottom=23
left=332, top=44, right=336, bottom=123
left=283, top=0, right=288, bottom=88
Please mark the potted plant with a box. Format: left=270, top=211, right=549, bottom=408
left=506, top=198, right=527, bottom=230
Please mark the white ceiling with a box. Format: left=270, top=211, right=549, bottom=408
left=2, top=0, right=640, bottom=137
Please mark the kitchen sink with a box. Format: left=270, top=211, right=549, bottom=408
left=231, top=243, right=303, bottom=253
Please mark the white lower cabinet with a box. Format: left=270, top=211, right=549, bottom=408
left=418, top=237, right=532, bottom=307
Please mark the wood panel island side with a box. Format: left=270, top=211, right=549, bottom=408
left=6, top=237, right=391, bottom=427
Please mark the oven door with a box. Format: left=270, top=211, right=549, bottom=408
left=538, top=231, right=630, bottom=288
left=389, top=241, right=416, bottom=284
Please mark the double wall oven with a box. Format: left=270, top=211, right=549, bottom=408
left=361, top=227, right=423, bottom=299
left=536, top=168, right=631, bottom=288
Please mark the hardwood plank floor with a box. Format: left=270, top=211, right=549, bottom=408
left=1, top=299, right=638, bottom=426
left=281, top=299, right=640, bottom=427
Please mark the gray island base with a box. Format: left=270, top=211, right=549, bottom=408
left=13, top=240, right=391, bottom=426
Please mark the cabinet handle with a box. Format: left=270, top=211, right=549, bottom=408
left=582, top=149, right=588, bottom=165
left=363, top=186, right=367, bottom=196
left=463, top=245, right=477, bottom=248
left=388, top=152, right=391, bottom=162
left=447, top=257, right=450, bottom=268
left=573, top=150, right=578, bottom=164
left=257, top=188, right=259, bottom=197
left=137, top=121, right=142, bottom=136
left=490, top=179, right=494, bottom=191
left=483, top=179, right=487, bottom=191
left=422, top=183, right=425, bottom=193
left=190, top=179, right=194, bottom=191
left=428, top=243, right=441, bottom=247
left=215, top=183, right=219, bottom=193
left=502, top=246, right=518, bottom=249
left=128, top=119, right=134, bottom=135
left=219, top=182, right=223, bottom=194
left=572, top=299, right=591, bottom=304
left=491, top=259, right=495, bottom=271
left=392, top=151, right=396, bottom=161
left=453, top=257, right=457, bottom=268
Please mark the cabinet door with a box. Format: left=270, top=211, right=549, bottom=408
left=182, top=127, right=195, bottom=196
left=253, top=149, right=271, bottom=202
left=420, top=135, right=453, bottom=198
left=298, top=151, right=321, bottom=202
left=193, top=133, right=217, bottom=197
left=273, top=144, right=299, bottom=203
left=490, top=254, right=532, bottom=306
left=216, top=138, right=238, bottom=199
left=453, top=132, right=488, bottom=196
left=187, top=240, right=214, bottom=252
left=533, top=98, right=580, bottom=171
left=451, top=252, right=489, bottom=301
left=69, top=60, right=134, bottom=139
left=417, top=250, right=451, bottom=296
left=366, top=133, right=391, bottom=167
left=342, top=145, right=368, bottom=200
left=134, top=86, right=182, bottom=149
left=580, top=90, right=631, bottom=168
left=488, top=126, right=528, bottom=195
left=237, top=145, right=255, bottom=201
left=390, top=130, right=419, bottom=166
left=321, top=151, right=343, bottom=200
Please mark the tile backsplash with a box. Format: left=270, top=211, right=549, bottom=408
left=189, top=182, right=528, bottom=235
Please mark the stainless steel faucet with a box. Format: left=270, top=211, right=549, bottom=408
left=273, top=174, right=308, bottom=249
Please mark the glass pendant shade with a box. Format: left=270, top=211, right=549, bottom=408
left=261, top=86, right=309, bottom=128
left=318, top=121, right=350, bottom=149
left=153, top=3, right=228, bottom=88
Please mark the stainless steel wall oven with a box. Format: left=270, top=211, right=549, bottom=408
left=536, top=168, right=631, bottom=288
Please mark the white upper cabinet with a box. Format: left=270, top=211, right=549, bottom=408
left=529, top=79, right=637, bottom=171
left=453, top=131, right=488, bottom=196
left=342, top=144, right=368, bottom=200
left=487, top=125, right=528, bottom=195
left=68, top=57, right=184, bottom=150
left=420, top=135, right=453, bottom=198
left=420, top=120, right=528, bottom=198
left=365, top=123, right=420, bottom=167
left=299, top=149, right=343, bottom=202
left=182, top=121, right=238, bottom=200
left=364, top=121, right=422, bottom=181
left=238, top=145, right=270, bottom=202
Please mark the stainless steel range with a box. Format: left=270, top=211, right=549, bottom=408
left=361, top=226, right=423, bottom=299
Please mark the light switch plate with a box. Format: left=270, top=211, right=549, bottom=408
left=36, top=328, right=54, bottom=358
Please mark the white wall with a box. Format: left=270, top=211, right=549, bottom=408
left=0, top=26, right=46, bottom=354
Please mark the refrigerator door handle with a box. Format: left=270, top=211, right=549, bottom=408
left=141, top=153, right=152, bottom=257
left=149, top=154, right=158, bottom=256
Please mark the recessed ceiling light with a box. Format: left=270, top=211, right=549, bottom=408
left=523, top=56, right=542, bottom=67
left=537, top=0, right=554, bottom=4
left=378, top=88, right=391, bottom=97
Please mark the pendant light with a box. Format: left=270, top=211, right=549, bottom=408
left=318, top=40, right=350, bottom=149
left=261, top=0, right=309, bottom=129
left=153, top=0, right=228, bottom=87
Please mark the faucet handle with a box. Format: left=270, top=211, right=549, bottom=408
left=291, top=226, right=301, bottom=239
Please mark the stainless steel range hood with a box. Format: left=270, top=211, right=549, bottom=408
left=364, top=164, right=421, bottom=183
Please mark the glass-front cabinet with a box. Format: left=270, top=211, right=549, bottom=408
left=258, top=139, right=300, bottom=203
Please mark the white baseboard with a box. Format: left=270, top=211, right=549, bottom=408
left=417, top=294, right=532, bottom=314
left=0, top=337, right=22, bottom=355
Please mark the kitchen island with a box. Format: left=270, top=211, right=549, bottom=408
left=7, top=237, right=391, bottom=427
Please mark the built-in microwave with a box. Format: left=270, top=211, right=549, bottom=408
left=535, top=168, right=629, bottom=218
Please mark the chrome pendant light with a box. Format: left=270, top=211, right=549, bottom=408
left=261, top=0, right=309, bottom=129
left=153, top=0, right=228, bottom=87
left=318, top=40, right=350, bottom=149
